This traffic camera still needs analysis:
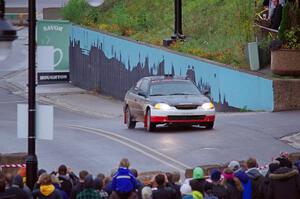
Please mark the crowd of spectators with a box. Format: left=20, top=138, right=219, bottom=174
left=1, top=155, right=300, bottom=199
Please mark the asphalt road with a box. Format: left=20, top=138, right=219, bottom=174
left=0, top=75, right=300, bottom=176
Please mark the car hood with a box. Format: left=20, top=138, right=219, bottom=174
left=149, top=95, right=210, bottom=106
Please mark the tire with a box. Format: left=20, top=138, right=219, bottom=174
left=204, top=121, right=214, bottom=129
left=146, top=109, right=156, bottom=132
left=125, top=106, right=136, bottom=129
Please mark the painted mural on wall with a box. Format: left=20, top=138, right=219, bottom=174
left=70, top=26, right=274, bottom=111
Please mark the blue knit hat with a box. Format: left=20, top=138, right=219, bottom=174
left=210, top=169, right=221, bottom=182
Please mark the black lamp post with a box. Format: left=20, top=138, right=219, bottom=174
left=0, top=0, right=37, bottom=190
left=172, top=0, right=185, bottom=39
left=163, top=0, right=185, bottom=47
left=26, top=0, right=38, bottom=190
left=0, top=0, right=17, bottom=61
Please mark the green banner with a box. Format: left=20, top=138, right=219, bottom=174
left=37, top=20, right=71, bottom=71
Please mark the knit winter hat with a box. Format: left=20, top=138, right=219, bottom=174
left=228, top=161, right=240, bottom=171
left=141, top=186, right=152, bottom=199
left=223, top=168, right=234, bottom=180
left=193, top=167, right=204, bottom=180
left=210, top=169, right=221, bottom=182
left=180, top=183, right=192, bottom=195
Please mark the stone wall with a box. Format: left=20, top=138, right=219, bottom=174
left=273, top=79, right=300, bottom=111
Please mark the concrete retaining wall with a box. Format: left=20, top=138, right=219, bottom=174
left=70, top=26, right=275, bottom=111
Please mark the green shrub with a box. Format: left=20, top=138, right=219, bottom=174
left=62, top=0, right=89, bottom=24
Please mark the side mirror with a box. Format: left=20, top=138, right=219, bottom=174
left=138, top=91, right=147, bottom=98
left=202, top=89, right=210, bottom=96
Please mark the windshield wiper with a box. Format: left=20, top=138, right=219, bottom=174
left=150, top=94, right=165, bottom=96
left=169, top=93, right=194, bottom=95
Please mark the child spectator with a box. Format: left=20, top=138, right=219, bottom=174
left=151, top=173, right=177, bottom=199
left=70, top=170, right=89, bottom=199
left=180, top=183, right=193, bottom=199
left=111, top=158, right=137, bottom=199
left=190, top=167, right=210, bottom=196
left=32, top=173, right=63, bottom=199
left=222, top=168, right=243, bottom=199
left=94, top=177, right=109, bottom=199
left=76, top=175, right=100, bottom=199
left=228, top=161, right=251, bottom=199
left=246, top=157, right=264, bottom=199
left=189, top=179, right=203, bottom=199
left=141, top=186, right=152, bottom=199
left=209, top=169, right=228, bottom=199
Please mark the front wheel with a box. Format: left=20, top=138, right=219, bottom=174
left=204, top=121, right=214, bottom=129
left=146, top=110, right=156, bottom=132
left=125, top=106, right=136, bottom=129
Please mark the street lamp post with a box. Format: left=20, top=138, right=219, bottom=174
left=0, top=0, right=17, bottom=61
left=163, top=0, right=185, bottom=47
left=26, top=0, right=38, bottom=190
left=173, top=0, right=184, bottom=39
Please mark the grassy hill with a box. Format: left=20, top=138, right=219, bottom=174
left=63, top=0, right=259, bottom=68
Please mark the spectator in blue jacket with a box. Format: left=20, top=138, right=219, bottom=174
left=111, top=158, right=137, bottom=199
left=228, top=161, right=251, bottom=199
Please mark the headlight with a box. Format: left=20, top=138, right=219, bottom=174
left=154, top=103, right=171, bottom=110
left=201, top=102, right=214, bottom=110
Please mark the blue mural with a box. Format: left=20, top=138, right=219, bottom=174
left=70, top=26, right=274, bottom=111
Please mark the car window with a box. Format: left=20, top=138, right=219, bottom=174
left=149, top=81, right=200, bottom=96
left=140, top=79, right=149, bottom=92
left=134, top=79, right=143, bottom=90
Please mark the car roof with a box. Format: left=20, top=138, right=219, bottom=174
left=143, top=75, right=190, bottom=82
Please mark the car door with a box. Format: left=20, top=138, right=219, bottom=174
left=126, top=79, right=143, bottom=119
left=135, top=79, right=150, bottom=121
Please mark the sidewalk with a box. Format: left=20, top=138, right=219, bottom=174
left=4, top=69, right=124, bottom=119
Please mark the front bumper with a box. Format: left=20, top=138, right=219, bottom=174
left=150, top=107, right=215, bottom=124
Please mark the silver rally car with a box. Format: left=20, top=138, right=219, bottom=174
left=124, top=75, right=215, bottom=131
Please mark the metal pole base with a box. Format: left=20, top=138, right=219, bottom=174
left=25, top=154, right=38, bottom=190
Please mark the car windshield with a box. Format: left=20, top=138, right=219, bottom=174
left=149, top=81, right=200, bottom=96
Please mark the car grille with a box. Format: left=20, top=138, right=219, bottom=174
left=175, top=105, right=198, bottom=110
left=168, top=115, right=205, bottom=120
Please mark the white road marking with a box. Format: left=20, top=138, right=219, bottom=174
left=67, top=125, right=192, bottom=173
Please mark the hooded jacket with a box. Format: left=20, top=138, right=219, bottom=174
left=32, top=184, right=63, bottom=199
left=246, top=168, right=264, bottom=199
left=111, top=167, right=137, bottom=193
left=192, top=190, right=203, bottom=199
left=267, top=167, right=300, bottom=199
left=235, top=170, right=251, bottom=199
